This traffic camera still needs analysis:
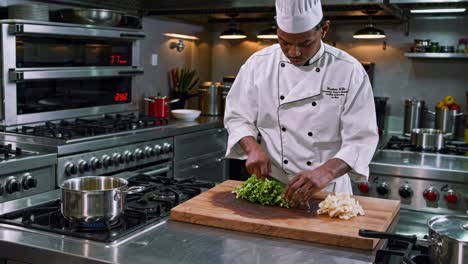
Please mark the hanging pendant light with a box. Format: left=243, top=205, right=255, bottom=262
left=220, top=25, right=247, bottom=39
left=257, top=24, right=277, bottom=40
left=353, top=24, right=386, bottom=39
left=220, top=13, right=247, bottom=40
left=353, top=10, right=386, bottom=40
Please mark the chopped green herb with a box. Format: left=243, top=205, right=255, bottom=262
left=232, top=175, right=289, bottom=208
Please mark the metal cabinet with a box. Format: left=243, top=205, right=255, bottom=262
left=174, top=128, right=228, bottom=183
left=174, top=151, right=227, bottom=183
left=174, top=128, right=227, bottom=161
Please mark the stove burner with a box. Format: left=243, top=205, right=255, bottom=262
left=151, top=190, right=176, bottom=200
left=74, top=219, right=121, bottom=232
left=11, top=113, right=170, bottom=140
left=0, top=144, right=23, bottom=160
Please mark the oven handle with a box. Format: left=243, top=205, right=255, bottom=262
left=141, top=166, right=171, bottom=177
left=8, top=24, right=146, bottom=39
left=9, top=67, right=144, bottom=82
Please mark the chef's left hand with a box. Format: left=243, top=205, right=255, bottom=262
left=283, top=167, right=334, bottom=207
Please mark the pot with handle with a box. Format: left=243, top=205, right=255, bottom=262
left=404, top=99, right=426, bottom=136
left=60, top=176, right=143, bottom=223
left=410, top=128, right=445, bottom=150
left=144, top=94, right=180, bottom=119
left=359, top=214, right=468, bottom=264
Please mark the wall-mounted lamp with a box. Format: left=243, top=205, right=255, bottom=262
left=257, top=24, right=277, bottom=40
left=163, top=33, right=199, bottom=53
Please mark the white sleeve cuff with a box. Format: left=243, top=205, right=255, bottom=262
left=225, top=126, right=258, bottom=160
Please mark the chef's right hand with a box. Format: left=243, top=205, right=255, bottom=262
left=239, top=136, right=271, bottom=179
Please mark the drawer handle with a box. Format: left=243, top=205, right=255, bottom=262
left=191, top=165, right=200, bottom=169
left=217, top=129, right=225, bottom=133
left=216, top=157, right=225, bottom=162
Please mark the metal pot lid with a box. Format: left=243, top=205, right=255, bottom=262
left=428, top=215, right=468, bottom=242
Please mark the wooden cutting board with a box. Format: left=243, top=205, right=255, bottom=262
left=171, top=180, right=400, bottom=250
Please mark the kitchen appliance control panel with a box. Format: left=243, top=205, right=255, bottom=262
left=353, top=174, right=468, bottom=214
left=57, top=138, right=173, bottom=185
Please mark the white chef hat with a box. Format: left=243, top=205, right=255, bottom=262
left=275, top=0, right=323, bottom=34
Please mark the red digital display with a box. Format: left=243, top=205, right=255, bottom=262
left=110, top=55, right=128, bottom=65
left=114, top=92, right=129, bottom=102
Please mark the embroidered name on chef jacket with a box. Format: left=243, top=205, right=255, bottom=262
left=324, top=86, right=348, bottom=99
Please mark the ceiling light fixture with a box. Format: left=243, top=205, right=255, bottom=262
left=410, top=8, right=466, bottom=14
left=353, top=10, right=386, bottom=40
left=220, top=13, right=247, bottom=40
left=257, top=24, right=277, bottom=40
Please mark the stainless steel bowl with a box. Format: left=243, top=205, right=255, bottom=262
left=58, top=8, right=123, bottom=27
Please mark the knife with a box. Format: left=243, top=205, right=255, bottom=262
left=266, top=175, right=288, bottom=187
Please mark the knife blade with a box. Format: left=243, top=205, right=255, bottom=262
left=266, top=175, right=288, bottom=187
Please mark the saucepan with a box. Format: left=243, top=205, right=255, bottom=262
left=410, top=128, right=445, bottom=150
left=144, top=95, right=180, bottom=119
left=359, top=214, right=468, bottom=264
left=60, top=176, right=143, bottom=223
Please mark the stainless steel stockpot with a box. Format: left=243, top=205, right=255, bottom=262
left=427, top=215, right=468, bottom=264
left=60, top=176, right=128, bottom=223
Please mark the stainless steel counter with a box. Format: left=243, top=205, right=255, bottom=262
left=0, top=191, right=381, bottom=264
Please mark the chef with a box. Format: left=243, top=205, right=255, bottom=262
left=224, top=0, right=378, bottom=206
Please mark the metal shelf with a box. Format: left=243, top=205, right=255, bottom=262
left=405, top=53, right=468, bottom=59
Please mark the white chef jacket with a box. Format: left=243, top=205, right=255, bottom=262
left=224, top=42, right=379, bottom=194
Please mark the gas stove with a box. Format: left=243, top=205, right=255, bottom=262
left=5, top=113, right=169, bottom=141
left=384, top=135, right=468, bottom=155
left=0, top=175, right=214, bottom=243
left=355, top=134, right=468, bottom=215
left=1, top=112, right=176, bottom=186
left=0, top=139, right=56, bottom=203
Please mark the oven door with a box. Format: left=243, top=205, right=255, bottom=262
left=0, top=22, right=144, bottom=125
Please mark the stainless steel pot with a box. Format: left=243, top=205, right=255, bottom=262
left=359, top=215, right=468, bottom=264
left=58, top=9, right=123, bottom=27
left=410, top=128, right=445, bottom=150
left=404, top=99, right=425, bottom=136
left=60, top=176, right=128, bottom=223
left=428, top=215, right=468, bottom=264
left=434, top=108, right=464, bottom=140
left=198, top=82, right=223, bottom=116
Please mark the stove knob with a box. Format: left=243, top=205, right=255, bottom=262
left=22, top=173, right=37, bottom=190
left=357, top=182, right=370, bottom=194
left=64, top=162, right=78, bottom=176
left=444, top=189, right=458, bottom=204
left=124, top=151, right=134, bottom=163
left=162, top=143, right=173, bottom=154
left=102, top=155, right=112, bottom=168
left=376, top=182, right=390, bottom=196
left=134, top=148, right=144, bottom=160
left=78, top=160, right=90, bottom=173
left=6, top=179, right=20, bottom=194
left=112, top=153, right=124, bottom=165
left=144, top=146, right=154, bottom=157
left=90, top=157, right=102, bottom=170
left=423, top=187, right=439, bottom=202
left=399, top=184, right=413, bottom=199
left=153, top=144, right=162, bottom=155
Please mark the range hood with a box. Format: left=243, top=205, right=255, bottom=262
left=141, top=0, right=401, bottom=24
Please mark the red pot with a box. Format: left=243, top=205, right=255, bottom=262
left=145, top=95, right=179, bottom=118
